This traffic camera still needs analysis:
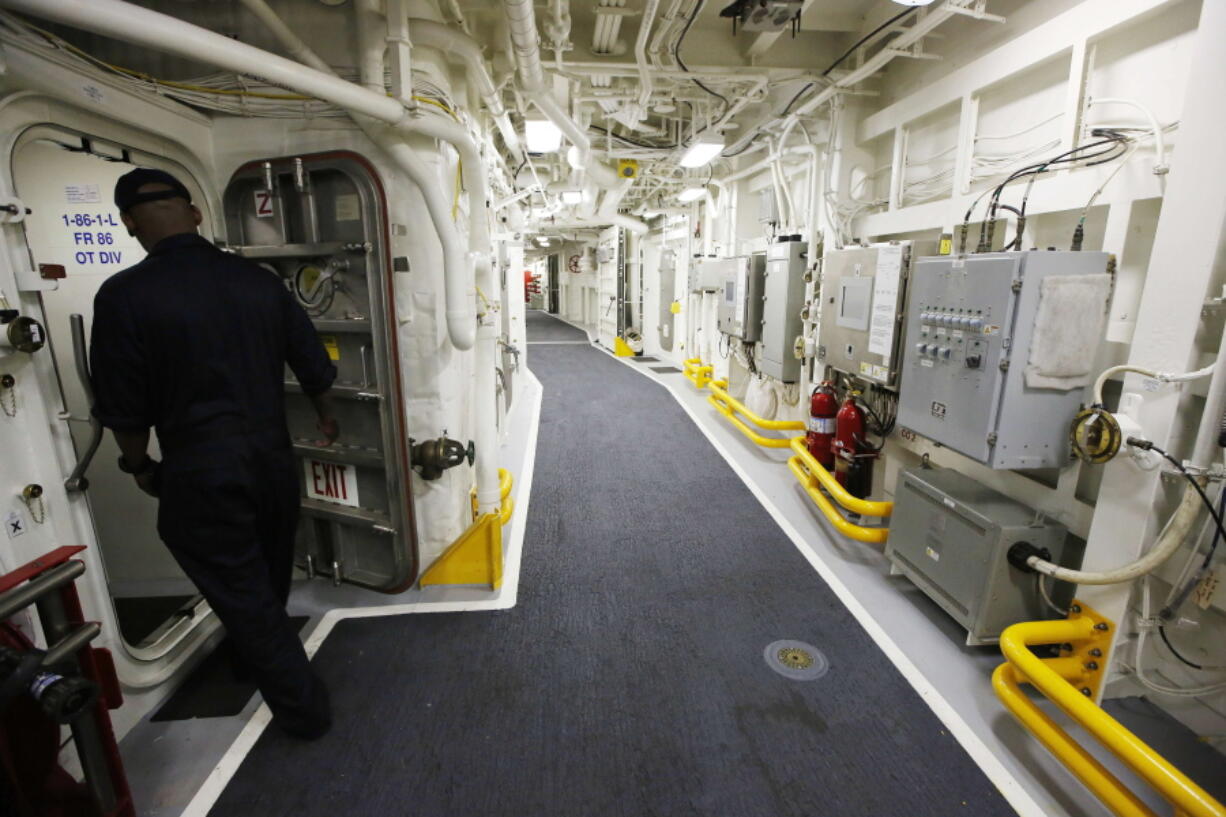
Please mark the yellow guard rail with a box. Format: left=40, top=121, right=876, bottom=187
left=993, top=605, right=1226, bottom=817
left=706, top=379, right=802, bottom=449
left=683, top=358, right=714, bottom=390
left=787, top=436, right=892, bottom=518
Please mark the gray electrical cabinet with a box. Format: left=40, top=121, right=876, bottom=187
left=688, top=256, right=727, bottom=293
left=886, top=466, right=1074, bottom=645
left=896, top=250, right=1111, bottom=469
left=818, top=242, right=925, bottom=389
left=716, top=255, right=765, bottom=341
left=759, top=238, right=807, bottom=382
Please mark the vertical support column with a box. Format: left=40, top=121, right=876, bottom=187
left=1059, top=37, right=1090, bottom=165
left=887, top=125, right=906, bottom=212
left=1075, top=0, right=1226, bottom=698
left=951, top=93, right=978, bottom=201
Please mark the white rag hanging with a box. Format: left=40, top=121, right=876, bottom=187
left=1024, top=273, right=1112, bottom=390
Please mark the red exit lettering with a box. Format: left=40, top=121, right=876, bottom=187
left=310, top=461, right=349, bottom=500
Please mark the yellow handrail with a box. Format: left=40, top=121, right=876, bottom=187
left=707, top=380, right=806, bottom=431
left=787, top=456, right=888, bottom=544
left=993, top=607, right=1226, bottom=817
left=787, top=436, right=893, bottom=518
left=707, top=394, right=795, bottom=449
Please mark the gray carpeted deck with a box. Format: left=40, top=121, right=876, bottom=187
left=207, top=342, right=1017, bottom=817
left=526, top=309, right=589, bottom=343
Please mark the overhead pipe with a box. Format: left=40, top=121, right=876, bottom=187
left=12, top=0, right=476, bottom=350
left=502, top=0, right=623, bottom=191
left=631, top=0, right=660, bottom=121
left=406, top=17, right=524, bottom=162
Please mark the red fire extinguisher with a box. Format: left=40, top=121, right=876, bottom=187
left=807, top=382, right=838, bottom=469
left=833, top=390, right=877, bottom=499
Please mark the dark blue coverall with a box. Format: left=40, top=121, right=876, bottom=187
left=90, top=232, right=335, bottom=737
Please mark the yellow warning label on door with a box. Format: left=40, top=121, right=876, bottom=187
left=320, top=335, right=340, bottom=361
left=938, top=237, right=953, bottom=255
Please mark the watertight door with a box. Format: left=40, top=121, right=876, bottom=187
left=222, top=152, right=418, bottom=592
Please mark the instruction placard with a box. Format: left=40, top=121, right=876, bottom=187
left=867, top=244, right=903, bottom=359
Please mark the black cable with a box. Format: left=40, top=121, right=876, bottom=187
left=676, top=0, right=730, bottom=117
left=823, top=7, right=917, bottom=78
left=1128, top=438, right=1226, bottom=546
left=1158, top=625, right=1203, bottom=670
left=1159, top=486, right=1226, bottom=622
left=588, top=125, right=677, bottom=150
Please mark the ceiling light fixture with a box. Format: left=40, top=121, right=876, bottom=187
left=678, top=187, right=706, bottom=203
left=561, top=190, right=583, bottom=204
left=525, top=118, right=563, bottom=153
left=890, top=0, right=935, bottom=5
left=679, top=136, right=726, bottom=168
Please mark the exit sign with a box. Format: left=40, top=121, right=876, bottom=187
left=304, top=458, right=360, bottom=508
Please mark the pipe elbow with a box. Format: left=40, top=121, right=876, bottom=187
left=446, top=309, right=477, bottom=351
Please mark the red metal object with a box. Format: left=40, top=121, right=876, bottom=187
left=523, top=270, right=541, bottom=302
left=833, top=392, right=878, bottom=499
left=806, top=382, right=838, bottom=469
left=0, top=548, right=134, bottom=817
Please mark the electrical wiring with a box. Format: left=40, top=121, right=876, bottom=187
left=823, top=6, right=917, bottom=78
left=1132, top=578, right=1226, bottom=697
left=675, top=0, right=730, bottom=119
left=1035, top=573, right=1070, bottom=617
left=1130, top=439, right=1226, bottom=553
left=1158, top=625, right=1205, bottom=670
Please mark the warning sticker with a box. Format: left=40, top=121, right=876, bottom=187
left=254, top=190, right=275, bottom=218
left=334, top=194, right=361, bottom=222
left=867, top=244, right=903, bottom=359
left=304, top=459, right=359, bottom=508
left=4, top=510, right=26, bottom=539
left=320, top=335, right=340, bottom=361
left=65, top=184, right=101, bottom=204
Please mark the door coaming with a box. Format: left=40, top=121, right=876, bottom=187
left=223, top=152, right=419, bottom=592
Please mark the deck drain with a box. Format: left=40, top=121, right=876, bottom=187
left=763, top=640, right=829, bottom=681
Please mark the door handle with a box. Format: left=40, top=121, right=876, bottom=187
left=64, top=314, right=102, bottom=493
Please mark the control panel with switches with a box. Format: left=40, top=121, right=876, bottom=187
left=896, top=250, right=1112, bottom=469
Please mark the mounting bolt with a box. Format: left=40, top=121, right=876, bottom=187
left=1081, top=687, right=1092, bottom=697
left=1089, top=648, right=1102, bottom=657
left=1094, top=622, right=1109, bottom=631
left=1085, top=661, right=1099, bottom=671
left=1070, top=604, right=1082, bottom=613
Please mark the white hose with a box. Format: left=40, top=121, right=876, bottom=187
left=1027, top=482, right=1203, bottom=584
left=1089, top=97, right=1168, bottom=176
left=1092, top=362, right=1216, bottom=406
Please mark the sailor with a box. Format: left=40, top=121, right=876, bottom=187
left=90, top=167, right=336, bottom=739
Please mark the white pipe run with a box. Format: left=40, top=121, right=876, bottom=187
left=502, top=0, right=624, bottom=192
left=406, top=17, right=523, bottom=162
left=632, top=0, right=660, bottom=120
left=13, top=0, right=476, bottom=350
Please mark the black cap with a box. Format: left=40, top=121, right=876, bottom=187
left=114, top=167, right=192, bottom=213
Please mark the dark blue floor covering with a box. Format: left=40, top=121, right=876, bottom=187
left=207, top=338, right=1017, bottom=817
left=526, top=309, right=589, bottom=342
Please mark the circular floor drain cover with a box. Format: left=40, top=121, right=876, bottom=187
left=763, top=640, right=829, bottom=681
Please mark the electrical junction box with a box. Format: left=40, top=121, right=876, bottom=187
left=739, top=0, right=803, bottom=31
left=759, top=237, right=807, bottom=382
left=896, top=250, right=1112, bottom=469
left=817, top=242, right=926, bottom=389
left=689, top=256, right=733, bottom=293
left=885, top=465, right=1075, bottom=646
left=716, top=255, right=765, bottom=342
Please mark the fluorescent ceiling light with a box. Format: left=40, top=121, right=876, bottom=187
left=678, top=187, right=706, bottom=203
left=679, top=136, right=725, bottom=168
left=525, top=119, right=562, bottom=153
left=891, top=0, right=934, bottom=5
left=561, top=190, right=583, bottom=204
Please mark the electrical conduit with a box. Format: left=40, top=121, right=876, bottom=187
left=10, top=0, right=476, bottom=351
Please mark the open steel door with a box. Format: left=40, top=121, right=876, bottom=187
left=223, top=152, right=418, bottom=592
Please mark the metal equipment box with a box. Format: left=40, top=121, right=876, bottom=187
left=689, top=256, right=729, bottom=293
left=759, top=238, right=807, bottom=382
left=716, top=255, right=765, bottom=341
left=885, top=466, right=1073, bottom=645
left=896, top=250, right=1111, bottom=469
left=818, top=242, right=918, bottom=389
